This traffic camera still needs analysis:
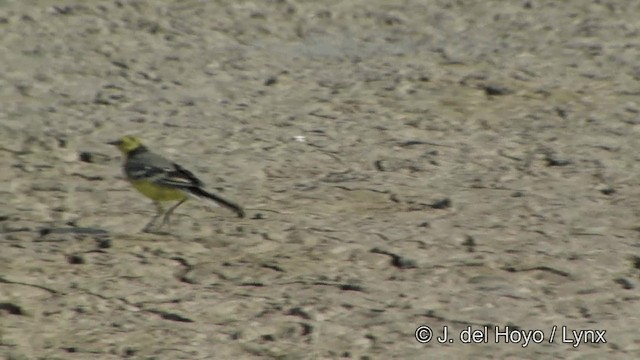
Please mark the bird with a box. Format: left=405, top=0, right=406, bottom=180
left=108, top=135, right=245, bottom=232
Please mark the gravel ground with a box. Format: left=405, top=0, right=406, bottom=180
left=2, top=1, right=640, bottom=359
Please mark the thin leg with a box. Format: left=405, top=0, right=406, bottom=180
left=143, top=202, right=164, bottom=232
left=160, top=199, right=187, bottom=229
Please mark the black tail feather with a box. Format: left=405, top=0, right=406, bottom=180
left=189, top=187, right=245, bottom=218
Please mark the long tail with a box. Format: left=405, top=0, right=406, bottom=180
left=188, top=187, right=245, bottom=218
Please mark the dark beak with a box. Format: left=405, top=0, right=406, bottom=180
left=107, top=140, right=121, bottom=146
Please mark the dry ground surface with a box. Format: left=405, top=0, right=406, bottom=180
left=2, top=0, right=640, bottom=359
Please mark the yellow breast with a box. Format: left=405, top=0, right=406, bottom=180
left=130, top=180, right=187, bottom=202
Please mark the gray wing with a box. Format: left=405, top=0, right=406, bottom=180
left=125, top=152, right=204, bottom=188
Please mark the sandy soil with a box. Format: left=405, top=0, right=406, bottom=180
left=2, top=0, right=640, bottom=359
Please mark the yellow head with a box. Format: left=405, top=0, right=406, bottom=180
left=107, top=135, right=145, bottom=154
